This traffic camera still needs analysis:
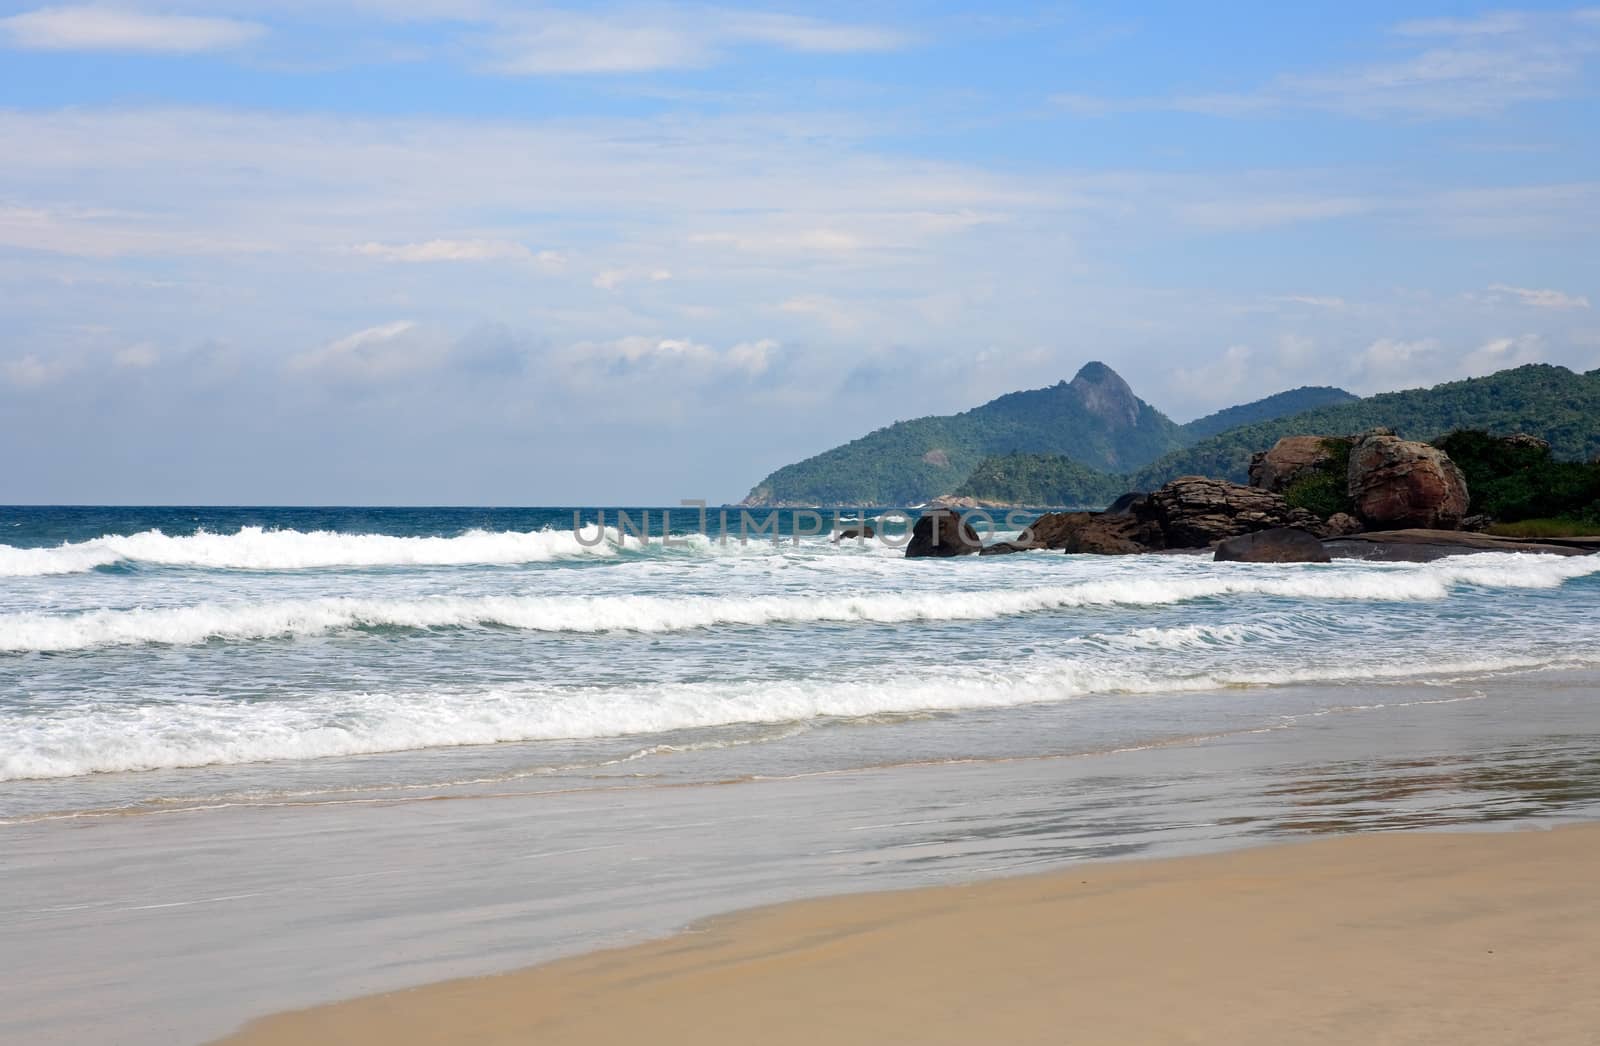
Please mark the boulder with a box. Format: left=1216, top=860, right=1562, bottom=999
left=1323, top=512, right=1363, bottom=536
left=1248, top=436, right=1346, bottom=493
left=1347, top=435, right=1470, bottom=530
left=1214, top=527, right=1331, bottom=564
left=978, top=541, right=1032, bottom=556
left=1149, top=476, right=1327, bottom=548
left=927, top=494, right=985, bottom=510
left=1018, top=508, right=1165, bottom=555
left=905, top=510, right=982, bottom=558
left=1019, top=511, right=1090, bottom=549
left=1103, top=491, right=1148, bottom=516
left=1502, top=432, right=1551, bottom=453
left=834, top=525, right=875, bottom=541
left=1063, top=513, right=1164, bottom=555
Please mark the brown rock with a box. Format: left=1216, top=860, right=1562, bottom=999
left=1248, top=436, right=1347, bottom=493
left=927, top=494, right=985, bottom=510
left=1017, top=511, right=1091, bottom=549
left=1502, top=433, right=1551, bottom=453
left=905, top=510, right=982, bottom=558
left=1214, top=527, right=1331, bottom=564
left=1063, top=514, right=1165, bottom=555
left=1017, top=508, right=1165, bottom=555
left=834, top=526, right=875, bottom=541
left=1323, top=512, right=1363, bottom=536
left=1346, top=436, right=1470, bottom=530
left=1149, top=476, right=1327, bottom=547
left=978, top=541, right=1032, bottom=556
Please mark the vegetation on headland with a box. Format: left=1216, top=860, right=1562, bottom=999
left=1433, top=429, right=1600, bottom=526
left=953, top=453, right=1126, bottom=507
left=1133, top=365, right=1600, bottom=490
left=1487, top=518, right=1599, bottom=538
left=742, top=362, right=1354, bottom=506
left=741, top=362, right=1600, bottom=511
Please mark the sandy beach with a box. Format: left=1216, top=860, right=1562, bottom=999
left=217, top=824, right=1600, bottom=1046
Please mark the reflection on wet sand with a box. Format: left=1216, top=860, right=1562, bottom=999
left=1259, top=737, right=1600, bottom=834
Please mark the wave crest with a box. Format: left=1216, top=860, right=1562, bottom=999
left=5, top=553, right=1596, bottom=653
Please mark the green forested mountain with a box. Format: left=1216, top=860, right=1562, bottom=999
left=741, top=362, right=1353, bottom=506
left=954, top=453, right=1126, bottom=507
left=740, top=362, right=1179, bottom=505
left=1180, top=386, right=1358, bottom=441
left=1133, top=365, right=1600, bottom=489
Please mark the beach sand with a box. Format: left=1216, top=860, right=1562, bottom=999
left=216, top=825, right=1600, bottom=1046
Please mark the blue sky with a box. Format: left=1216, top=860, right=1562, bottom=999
left=2, top=1, right=1597, bottom=503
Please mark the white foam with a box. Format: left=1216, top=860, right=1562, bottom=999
left=0, top=525, right=646, bottom=576
left=4, top=552, right=1595, bottom=653
left=1, top=650, right=1577, bottom=782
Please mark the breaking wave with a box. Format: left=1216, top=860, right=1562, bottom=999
left=0, top=524, right=695, bottom=576
left=2, top=649, right=1576, bottom=782
left=4, top=553, right=1596, bottom=653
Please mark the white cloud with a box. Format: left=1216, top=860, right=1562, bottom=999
left=562, top=335, right=778, bottom=378
left=0, top=6, right=264, bottom=53
left=1271, top=295, right=1348, bottom=309
left=3, top=353, right=72, bottom=386
left=1463, top=333, right=1545, bottom=372
left=1486, top=283, right=1591, bottom=309
left=777, top=294, right=861, bottom=332
left=348, top=239, right=544, bottom=263
left=1054, top=9, right=1600, bottom=121
left=114, top=343, right=159, bottom=368
left=483, top=8, right=908, bottom=75
left=289, top=320, right=445, bottom=378
left=592, top=267, right=673, bottom=290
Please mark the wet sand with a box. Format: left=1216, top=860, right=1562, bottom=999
left=218, top=824, right=1600, bottom=1046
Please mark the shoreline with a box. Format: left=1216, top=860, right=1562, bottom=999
left=215, top=823, right=1600, bottom=1045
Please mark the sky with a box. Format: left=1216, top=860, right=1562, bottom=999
left=1, top=1, right=1598, bottom=504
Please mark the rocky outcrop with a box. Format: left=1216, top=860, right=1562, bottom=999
left=978, top=541, right=1031, bottom=556
left=905, top=510, right=982, bottom=558
left=834, top=526, right=875, bottom=541
left=1214, top=527, right=1331, bottom=564
left=1325, top=529, right=1596, bottom=562
left=1016, top=509, right=1164, bottom=554
left=1149, top=476, right=1327, bottom=547
left=927, top=494, right=989, bottom=510
left=1347, top=435, right=1469, bottom=530
left=1501, top=433, right=1551, bottom=453
left=1063, top=513, right=1164, bottom=555
left=1248, top=436, right=1347, bottom=493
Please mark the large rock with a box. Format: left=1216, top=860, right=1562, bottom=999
left=1214, top=527, right=1331, bottom=564
left=1103, top=492, right=1148, bottom=516
left=1149, top=476, right=1326, bottom=547
left=1019, top=509, right=1164, bottom=555
left=905, top=510, right=982, bottom=558
left=1324, top=512, right=1363, bottom=536
left=1346, top=435, right=1470, bottom=530
left=1248, top=436, right=1346, bottom=493
left=1063, top=513, right=1164, bottom=555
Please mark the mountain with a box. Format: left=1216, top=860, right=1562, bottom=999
left=740, top=362, right=1356, bottom=506
left=1179, top=386, right=1359, bottom=441
left=953, top=453, right=1126, bottom=507
left=740, top=362, right=1176, bottom=506
left=1133, top=364, right=1600, bottom=490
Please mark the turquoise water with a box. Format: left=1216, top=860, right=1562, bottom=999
left=3, top=506, right=1598, bottom=822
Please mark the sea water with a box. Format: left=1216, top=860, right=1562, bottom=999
left=3, top=506, right=1599, bottom=1044
left=3, top=505, right=1599, bottom=820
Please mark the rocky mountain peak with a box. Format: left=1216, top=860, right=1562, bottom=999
left=1068, top=361, right=1141, bottom=429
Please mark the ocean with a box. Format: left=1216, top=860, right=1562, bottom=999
left=4, top=506, right=1600, bottom=1044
